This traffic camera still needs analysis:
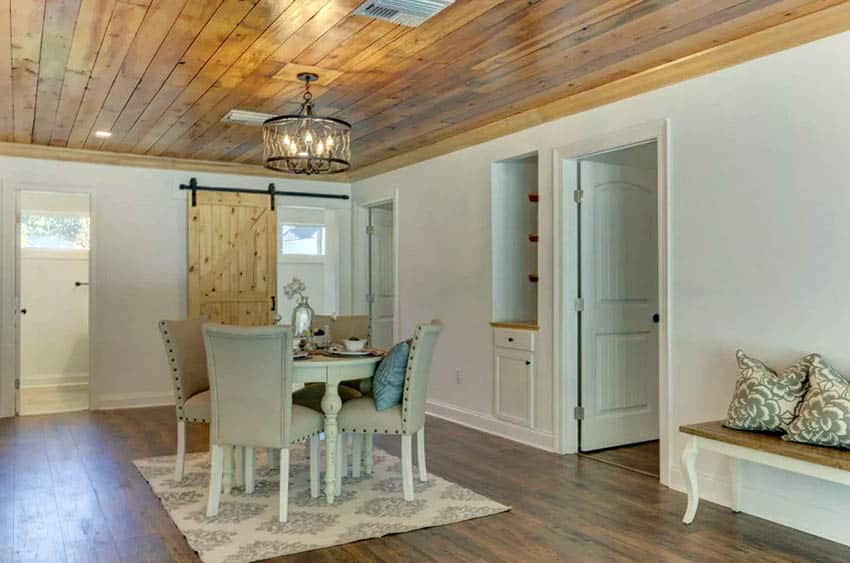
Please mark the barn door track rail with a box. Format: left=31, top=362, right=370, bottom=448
left=180, top=177, right=350, bottom=209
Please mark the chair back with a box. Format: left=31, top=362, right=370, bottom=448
left=401, top=323, right=442, bottom=434
left=202, top=324, right=294, bottom=449
left=159, top=318, right=209, bottom=420
left=330, top=315, right=370, bottom=344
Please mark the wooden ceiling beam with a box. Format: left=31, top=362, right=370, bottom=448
left=347, top=1, right=850, bottom=181
left=0, top=141, right=351, bottom=182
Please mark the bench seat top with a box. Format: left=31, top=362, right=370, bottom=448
left=680, top=420, right=850, bottom=472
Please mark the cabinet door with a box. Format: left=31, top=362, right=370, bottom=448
left=494, top=347, right=534, bottom=428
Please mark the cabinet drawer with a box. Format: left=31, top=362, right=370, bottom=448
left=494, top=328, right=535, bottom=351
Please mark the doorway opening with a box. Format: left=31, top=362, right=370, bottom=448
left=555, top=122, right=669, bottom=482
left=574, top=142, right=660, bottom=477
left=367, top=201, right=395, bottom=349
left=17, top=191, right=92, bottom=415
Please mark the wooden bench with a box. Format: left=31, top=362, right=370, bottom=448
left=680, top=421, right=850, bottom=524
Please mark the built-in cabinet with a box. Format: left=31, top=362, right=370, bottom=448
left=491, top=151, right=540, bottom=430
left=493, top=327, right=536, bottom=428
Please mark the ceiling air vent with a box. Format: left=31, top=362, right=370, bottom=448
left=354, top=0, right=454, bottom=27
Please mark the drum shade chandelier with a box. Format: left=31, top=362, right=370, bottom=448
left=262, top=73, right=351, bottom=175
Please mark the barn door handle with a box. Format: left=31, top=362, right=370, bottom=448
left=271, top=296, right=276, bottom=311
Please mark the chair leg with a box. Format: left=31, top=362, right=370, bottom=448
left=364, top=434, right=374, bottom=475
left=175, top=420, right=186, bottom=481
left=244, top=447, right=256, bottom=494
left=352, top=433, right=362, bottom=478
left=269, top=448, right=280, bottom=468
left=401, top=435, right=414, bottom=501
left=234, top=446, right=245, bottom=488
left=335, top=433, right=345, bottom=493
left=207, top=445, right=224, bottom=517
left=309, top=436, right=320, bottom=499
left=279, top=448, right=290, bottom=523
left=416, top=427, right=427, bottom=482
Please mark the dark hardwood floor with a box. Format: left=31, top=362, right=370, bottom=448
left=580, top=440, right=660, bottom=478
left=2, top=407, right=849, bottom=562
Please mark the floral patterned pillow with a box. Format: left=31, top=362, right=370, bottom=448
left=784, top=357, right=850, bottom=448
left=723, top=350, right=818, bottom=433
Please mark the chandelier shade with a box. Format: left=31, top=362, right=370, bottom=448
left=262, top=73, right=351, bottom=175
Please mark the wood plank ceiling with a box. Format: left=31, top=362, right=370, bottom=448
left=0, top=0, right=846, bottom=176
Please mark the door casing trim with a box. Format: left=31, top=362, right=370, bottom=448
left=552, top=120, right=671, bottom=486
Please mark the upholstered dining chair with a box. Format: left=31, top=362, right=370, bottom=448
left=336, top=322, right=442, bottom=501
left=202, top=324, right=323, bottom=522
left=158, top=318, right=211, bottom=481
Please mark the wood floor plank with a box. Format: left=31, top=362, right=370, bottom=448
left=0, top=408, right=849, bottom=562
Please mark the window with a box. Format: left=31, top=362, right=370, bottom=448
left=20, top=213, right=90, bottom=250
left=280, top=224, right=325, bottom=256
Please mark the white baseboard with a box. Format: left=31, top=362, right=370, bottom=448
left=22, top=372, right=88, bottom=388
left=94, top=391, right=174, bottom=410
left=426, top=399, right=556, bottom=452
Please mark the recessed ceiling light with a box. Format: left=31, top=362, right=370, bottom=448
left=94, top=130, right=112, bottom=138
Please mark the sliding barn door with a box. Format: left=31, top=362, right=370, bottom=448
left=188, top=192, right=277, bottom=325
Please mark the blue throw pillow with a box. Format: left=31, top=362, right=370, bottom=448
left=372, top=341, right=410, bottom=411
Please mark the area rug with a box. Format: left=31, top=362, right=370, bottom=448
left=134, top=445, right=509, bottom=562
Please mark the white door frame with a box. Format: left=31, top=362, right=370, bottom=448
left=353, top=192, right=399, bottom=344
left=552, top=120, right=671, bottom=485
left=0, top=182, right=97, bottom=417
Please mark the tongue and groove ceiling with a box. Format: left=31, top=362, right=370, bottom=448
left=0, top=0, right=848, bottom=179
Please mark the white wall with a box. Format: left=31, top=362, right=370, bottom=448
left=352, top=30, right=850, bottom=545
left=0, top=158, right=350, bottom=412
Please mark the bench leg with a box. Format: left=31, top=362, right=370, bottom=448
left=681, top=436, right=700, bottom=524
left=731, top=458, right=743, bottom=513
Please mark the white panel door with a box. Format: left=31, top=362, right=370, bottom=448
left=580, top=160, right=659, bottom=451
left=369, top=208, right=394, bottom=349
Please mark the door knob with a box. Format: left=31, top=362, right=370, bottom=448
left=652, top=313, right=660, bottom=324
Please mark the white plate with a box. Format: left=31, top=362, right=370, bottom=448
left=327, top=347, right=373, bottom=357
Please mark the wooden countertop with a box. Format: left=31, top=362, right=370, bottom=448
left=489, top=321, right=539, bottom=331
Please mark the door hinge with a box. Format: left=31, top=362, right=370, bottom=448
left=574, top=406, right=585, bottom=420
left=366, top=293, right=375, bottom=304
left=573, top=189, right=584, bottom=204
left=14, top=379, right=20, bottom=390
left=574, top=298, right=584, bottom=312
left=366, top=225, right=375, bottom=235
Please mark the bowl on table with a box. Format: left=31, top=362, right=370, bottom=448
left=343, top=337, right=366, bottom=352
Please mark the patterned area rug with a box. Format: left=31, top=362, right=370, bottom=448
left=134, top=445, right=509, bottom=562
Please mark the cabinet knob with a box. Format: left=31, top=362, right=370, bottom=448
left=508, top=337, right=514, bottom=342
left=525, top=360, right=531, bottom=366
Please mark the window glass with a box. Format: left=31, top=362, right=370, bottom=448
left=280, top=224, right=325, bottom=256
left=21, top=213, right=90, bottom=250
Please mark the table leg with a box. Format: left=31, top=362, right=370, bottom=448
left=681, top=436, right=700, bottom=524
left=222, top=446, right=234, bottom=493
left=321, top=382, right=343, bottom=504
